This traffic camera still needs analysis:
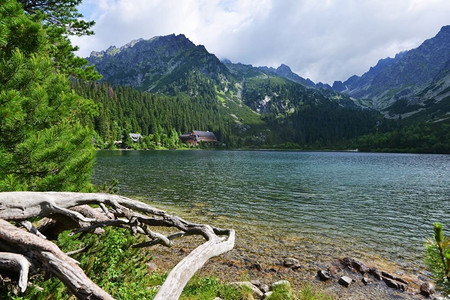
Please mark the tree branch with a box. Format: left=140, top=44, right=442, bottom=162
left=0, top=192, right=235, bottom=299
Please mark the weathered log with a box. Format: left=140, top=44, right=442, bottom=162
left=0, top=219, right=113, bottom=299
left=155, top=228, right=235, bottom=300
left=0, top=192, right=235, bottom=299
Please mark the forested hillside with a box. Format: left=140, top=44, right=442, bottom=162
left=74, top=81, right=234, bottom=148
left=83, top=30, right=450, bottom=153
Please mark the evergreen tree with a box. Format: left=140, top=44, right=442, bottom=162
left=0, top=0, right=97, bottom=191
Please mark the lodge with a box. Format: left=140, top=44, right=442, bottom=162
left=180, top=130, right=217, bottom=146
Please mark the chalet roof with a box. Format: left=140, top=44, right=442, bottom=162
left=192, top=131, right=216, bottom=138
left=129, top=133, right=142, bottom=142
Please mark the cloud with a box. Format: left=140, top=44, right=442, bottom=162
left=72, top=0, right=450, bottom=84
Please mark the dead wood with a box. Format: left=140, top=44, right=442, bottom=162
left=0, top=192, right=235, bottom=299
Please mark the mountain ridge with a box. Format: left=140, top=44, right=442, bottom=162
left=332, top=25, right=450, bottom=118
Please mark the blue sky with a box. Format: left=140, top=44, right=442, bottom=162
left=72, top=0, right=450, bottom=84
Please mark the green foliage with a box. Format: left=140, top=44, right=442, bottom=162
left=0, top=0, right=97, bottom=192
left=10, top=228, right=165, bottom=299
left=73, top=81, right=232, bottom=148
left=426, top=223, right=450, bottom=291
left=17, top=0, right=101, bottom=80
left=354, top=118, right=450, bottom=154
left=297, top=284, right=334, bottom=300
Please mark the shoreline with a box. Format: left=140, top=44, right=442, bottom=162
left=141, top=199, right=434, bottom=299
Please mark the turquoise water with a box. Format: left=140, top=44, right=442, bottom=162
left=93, top=150, right=450, bottom=270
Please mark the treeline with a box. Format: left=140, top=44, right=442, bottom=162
left=353, top=118, right=450, bottom=153
left=263, top=102, right=388, bottom=147
left=74, top=81, right=232, bottom=149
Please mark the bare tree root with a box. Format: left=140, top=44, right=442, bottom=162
left=0, top=192, right=235, bottom=299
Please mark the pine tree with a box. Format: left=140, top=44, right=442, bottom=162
left=0, top=0, right=97, bottom=191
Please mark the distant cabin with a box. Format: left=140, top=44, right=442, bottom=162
left=129, top=133, right=142, bottom=142
left=180, top=131, right=217, bottom=145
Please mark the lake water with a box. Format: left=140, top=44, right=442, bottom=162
left=93, top=150, right=450, bottom=275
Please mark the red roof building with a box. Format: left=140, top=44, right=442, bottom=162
left=180, top=131, right=217, bottom=145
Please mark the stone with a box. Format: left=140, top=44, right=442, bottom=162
left=230, top=281, right=264, bottom=298
left=283, top=257, right=299, bottom=268
left=328, top=265, right=338, bottom=275
left=270, top=280, right=291, bottom=290
left=251, top=279, right=261, bottom=288
left=362, top=277, right=372, bottom=285
left=351, top=258, right=369, bottom=274
left=250, top=262, right=263, bottom=272
left=369, top=267, right=382, bottom=280
left=340, top=257, right=353, bottom=267
left=260, top=284, right=269, bottom=294
left=381, top=271, right=408, bottom=285
left=317, top=269, right=332, bottom=281
left=383, top=277, right=399, bottom=289
left=420, top=282, right=435, bottom=298
left=263, top=291, right=273, bottom=299
left=338, top=276, right=353, bottom=287
left=147, top=262, right=157, bottom=273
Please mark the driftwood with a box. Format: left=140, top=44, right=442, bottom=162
left=0, top=192, right=235, bottom=299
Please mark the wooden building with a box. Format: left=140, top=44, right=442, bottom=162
left=180, top=131, right=217, bottom=146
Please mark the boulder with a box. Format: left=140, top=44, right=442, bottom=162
left=420, top=282, right=435, bottom=298
left=339, top=276, right=353, bottom=287
left=317, top=270, right=332, bottom=281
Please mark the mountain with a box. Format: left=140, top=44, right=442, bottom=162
left=87, top=34, right=232, bottom=94
left=87, top=34, right=382, bottom=148
left=333, top=25, right=450, bottom=118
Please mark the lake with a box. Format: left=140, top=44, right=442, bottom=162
left=93, top=150, right=450, bottom=276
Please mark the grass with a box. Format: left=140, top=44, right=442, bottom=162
left=1, top=227, right=334, bottom=300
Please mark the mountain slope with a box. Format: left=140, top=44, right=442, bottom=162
left=87, top=34, right=387, bottom=148
left=333, top=25, right=450, bottom=115
left=87, top=34, right=232, bottom=94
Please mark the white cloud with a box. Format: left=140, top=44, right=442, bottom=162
left=72, top=0, right=450, bottom=84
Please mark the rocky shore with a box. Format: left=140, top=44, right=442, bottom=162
left=144, top=201, right=445, bottom=299
left=147, top=231, right=445, bottom=299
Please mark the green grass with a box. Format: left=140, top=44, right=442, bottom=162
left=1, top=228, right=335, bottom=300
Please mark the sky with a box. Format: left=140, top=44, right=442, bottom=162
left=72, top=0, right=450, bottom=84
